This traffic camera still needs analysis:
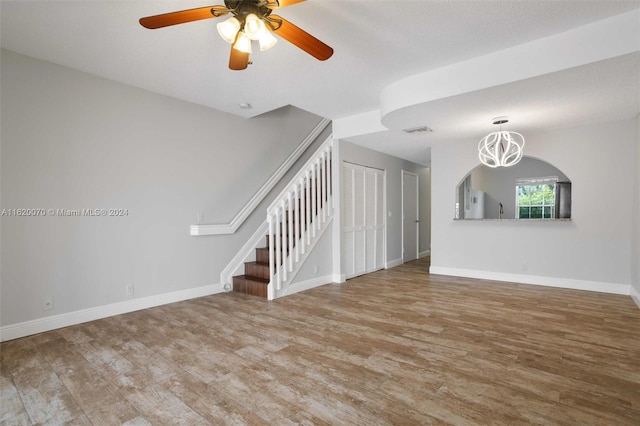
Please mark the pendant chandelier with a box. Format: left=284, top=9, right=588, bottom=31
left=478, top=117, right=525, bottom=168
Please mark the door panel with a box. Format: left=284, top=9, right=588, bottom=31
left=402, top=171, right=419, bottom=262
left=343, top=162, right=385, bottom=279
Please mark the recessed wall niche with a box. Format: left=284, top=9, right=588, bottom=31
left=455, top=156, right=571, bottom=220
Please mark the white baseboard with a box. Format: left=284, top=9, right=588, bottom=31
left=419, top=250, right=431, bottom=258
left=631, top=285, right=640, bottom=310
left=0, top=283, right=226, bottom=342
left=429, top=266, right=631, bottom=296
left=275, top=275, right=335, bottom=298
left=386, top=258, right=403, bottom=269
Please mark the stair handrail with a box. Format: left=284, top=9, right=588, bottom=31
left=191, top=118, right=330, bottom=236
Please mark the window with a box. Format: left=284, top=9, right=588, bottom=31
left=516, top=177, right=557, bottom=219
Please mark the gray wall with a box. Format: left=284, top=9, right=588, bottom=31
left=431, top=118, right=636, bottom=290
left=337, top=140, right=430, bottom=266
left=0, top=49, right=326, bottom=327
left=419, top=167, right=431, bottom=254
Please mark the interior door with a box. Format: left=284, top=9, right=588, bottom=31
left=342, top=163, right=364, bottom=278
left=365, top=168, right=385, bottom=273
left=402, top=170, right=419, bottom=262
left=343, top=162, right=385, bottom=279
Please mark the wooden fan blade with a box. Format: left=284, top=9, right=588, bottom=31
left=270, top=16, right=333, bottom=61
left=139, top=6, right=227, bottom=29
left=229, top=46, right=249, bottom=70
left=267, top=0, right=306, bottom=9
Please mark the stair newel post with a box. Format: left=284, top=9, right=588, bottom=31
left=281, top=199, right=289, bottom=283
left=305, top=170, right=311, bottom=246
left=329, top=142, right=335, bottom=211
left=321, top=149, right=327, bottom=224
left=315, top=157, right=321, bottom=233
left=268, top=215, right=276, bottom=296
left=275, top=201, right=284, bottom=287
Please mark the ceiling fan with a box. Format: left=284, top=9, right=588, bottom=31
left=139, top=0, right=333, bottom=71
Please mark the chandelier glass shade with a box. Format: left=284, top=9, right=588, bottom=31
left=478, top=118, right=525, bottom=168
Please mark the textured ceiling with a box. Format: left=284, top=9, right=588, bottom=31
left=2, top=1, right=639, bottom=165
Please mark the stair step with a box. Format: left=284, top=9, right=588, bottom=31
left=256, top=247, right=269, bottom=264
left=244, top=261, right=270, bottom=280
left=233, top=275, right=269, bottom=298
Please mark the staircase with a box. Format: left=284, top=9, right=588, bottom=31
left=231, top=237, right=271, bottom=298
left=231, top=137, right=334, bottom=299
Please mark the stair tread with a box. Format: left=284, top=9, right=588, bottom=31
left=245, top=261, right=269, bottom=266
left=234, top=275, right=269, bottom=284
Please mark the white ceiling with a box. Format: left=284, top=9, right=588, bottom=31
left=2, top=1, right=639, bottom=166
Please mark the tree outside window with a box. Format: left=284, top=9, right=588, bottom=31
left=516, top=177, right=557, bottom=219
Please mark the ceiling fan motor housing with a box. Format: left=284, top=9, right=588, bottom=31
left=225, top=0, right=273, bottom=21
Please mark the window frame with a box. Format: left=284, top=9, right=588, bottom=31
left=515, top=176, right=558, bottom=219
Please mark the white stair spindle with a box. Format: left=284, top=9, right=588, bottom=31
left=295, top=180, right=302, bottom=258
left=311, top=165, right=317, bottom=238
left=287, top=191, right=294, bottom=273
left=274, top=207, right=282, bottom=290
left=293, top=185, right=300, bottom=263
left=315, top=158, right=321, bottom=232
left=300, top=177, right=306, bottom=255
left=306, top=170, right=311, bottom=246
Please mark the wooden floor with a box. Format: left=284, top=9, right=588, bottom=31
left=2, top=259, right=640, bottom=425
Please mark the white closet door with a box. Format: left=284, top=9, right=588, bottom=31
left=365, top=169, right=376, bottom=272
left=353, top=165, right=366, bottom=275
left=342, top=164, right=356, bottom=278
left=343, top=162, right=385, bottom=279
left=373, top=169, right=386, bottom=270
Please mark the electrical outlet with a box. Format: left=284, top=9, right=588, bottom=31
left=197, top=211, right=204, bottom=224
left=521, top=262, right=528, bottom=272
left=126, top=283, right=134, bottom=296
left=313, top=265, right=319, bottom=274
left=43, top=296, right=54, bottom=311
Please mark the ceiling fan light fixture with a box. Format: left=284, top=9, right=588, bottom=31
left=244, top=13, right=264, bottom=40
left=139, top=1, right=335, bottom=70
left=217, top=17, right=240, bottom=44
left=258, top=30, right=278, bottom=51
left=233, top=31, right=253, bottom=54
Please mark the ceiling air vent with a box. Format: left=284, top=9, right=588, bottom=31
left=403, top=126, right=434, bottom=134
